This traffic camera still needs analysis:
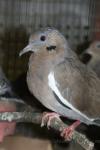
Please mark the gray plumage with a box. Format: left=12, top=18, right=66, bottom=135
left=19, top=28, right=100, bottom=126
left=0, top=67, right=13, bottom=96
left=0, top=67, right=25, bottom=105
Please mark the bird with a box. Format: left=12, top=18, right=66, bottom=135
left=0, top=67, right=14, bottom=96
left=19, top=28, right=100, bottom=141
left=80, top=41, right=100, bottom=78
left=0, top=67, right=25, bottom=142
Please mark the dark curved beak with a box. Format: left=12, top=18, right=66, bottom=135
left=19, top=44, right=34, bottom=56
left=19, top=40, right=43, bottom=56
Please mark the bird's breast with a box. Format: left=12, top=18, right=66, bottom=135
left=27, top=65, right=56, bottom=109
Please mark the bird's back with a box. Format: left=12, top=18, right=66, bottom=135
left=53, top=57, right=100, bottom=121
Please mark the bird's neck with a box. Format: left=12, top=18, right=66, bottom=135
left=28, top=49, right=80, bottom=80
left=29, top=51, right=65, bottom=71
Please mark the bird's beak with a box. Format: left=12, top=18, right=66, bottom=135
left=19, top=41, right=42, bottom=56
left=19, top=44, right=34, bottom=56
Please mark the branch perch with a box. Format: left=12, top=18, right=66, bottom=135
left=0, top=111, right=94, bottom=150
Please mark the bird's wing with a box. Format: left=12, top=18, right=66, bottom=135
left=0, top=67, right=13, bottom=96
left=48, top=58, right=100, bottom=125
left=0, top=67, right=25, bottom=105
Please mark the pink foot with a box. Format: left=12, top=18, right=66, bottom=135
left=61, top=120, right=81, bottom=141
left=41, top=112, right=60, bottom=129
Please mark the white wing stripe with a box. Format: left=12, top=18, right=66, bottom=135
left=48, top=72, right=94, bottom=122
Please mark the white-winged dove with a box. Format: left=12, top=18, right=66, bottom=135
left=81, top=41, right=100, bottom=78
left=20, top=28, right=100, bottom=140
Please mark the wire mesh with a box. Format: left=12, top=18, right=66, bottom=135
left=0, top=0, right=96, bottom=79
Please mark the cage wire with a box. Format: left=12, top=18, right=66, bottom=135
left=0, top=0, right=96, bottom=80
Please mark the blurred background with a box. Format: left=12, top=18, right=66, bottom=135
left=0, top=0, right=99, bottom=80
left=0, top=0, right=100, bottom=150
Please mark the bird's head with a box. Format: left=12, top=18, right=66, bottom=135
left=19, top=28, right=69, bottom=59
left=81, top=41, right=100, bottom=64
left=86, top=41, right=100, bottom=55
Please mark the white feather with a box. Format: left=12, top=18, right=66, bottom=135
left=48, top=72, right=94, bottom=122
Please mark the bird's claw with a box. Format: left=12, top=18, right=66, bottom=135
left=61, top=126, right=74, bottom=141
left=41, top=112, right=60, bottom=129
left=61, top=120, right=80, bottom=141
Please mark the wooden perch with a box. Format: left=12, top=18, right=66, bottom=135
left=0, top=111, right=94, bottom=150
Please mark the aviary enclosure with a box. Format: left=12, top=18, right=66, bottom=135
left=0, top=0, right=97, bottom=79
left=0, top=0, right=100, bottom=150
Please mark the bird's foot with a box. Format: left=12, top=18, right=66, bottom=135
left=61, top=120, right=80, bottom=141
left=41, top=112, right=60, bottom=129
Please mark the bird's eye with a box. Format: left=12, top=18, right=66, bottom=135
left=40, top=35, right=46, bottom=41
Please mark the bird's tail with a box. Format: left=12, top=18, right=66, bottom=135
left=92, top=118, right=100, bottom=126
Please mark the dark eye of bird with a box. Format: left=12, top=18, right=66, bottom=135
left=40, top=35, right=46, bottom=41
